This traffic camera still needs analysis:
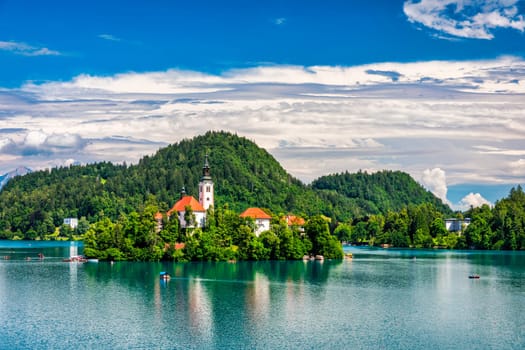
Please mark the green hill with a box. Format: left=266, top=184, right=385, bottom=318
left=312, top=170, right=451, bottom=216
left=0, top=131, right=451, bottom=239
left=130, top=131, right=323, bottom=214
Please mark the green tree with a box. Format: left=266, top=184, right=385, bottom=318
left=305, top=216, right=343, bottom=259
left=464, top=204, right=493, bottom=249
left=334, top=223, right=352, bottom=242
left=77, top=217, right=90, bottom=235
left=259, top=230, right=280, bottom=260
left=183, top=205, right=196, bottom=229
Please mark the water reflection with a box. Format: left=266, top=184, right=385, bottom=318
left=2, top=243, right=525, bottom=349
left=86, top=260, right=343, bottom=348
left=68, top=259, right=78, bottom=290
left=245, top=271, right=270, bottom=326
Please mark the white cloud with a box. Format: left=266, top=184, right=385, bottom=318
left=45, top=133, right=86, bottom=149
left=0, top=130, right=88, bottom=156
left=421, top=168, right=450, bottom=204
left=0, top=58, right=524, bottom=200
left=0, top=41, right=61, bottom=56
left=98, top=34, right=122, bottom=42
left=0, top=138, right=14, bottom=151
left=403, top=0, right=525, bottom=39
left=457, top=192, right=492, bottom=210
left=421, top=168, right=494, bottom=210
left=21, top=57, right=525, bottom=97
left=476, top=146, right=525, bottom=156
left=509, top=159, right=525, bottom=175
left=274, top=18, right=286, bottom=25
left=24, top=130, right=48, bottom=148
left=23, top=71, right=231, bottom=96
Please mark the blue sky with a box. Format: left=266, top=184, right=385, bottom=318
left=1, top=0, right=525, bottom=209
left=1, top=0, right=524, bottom=85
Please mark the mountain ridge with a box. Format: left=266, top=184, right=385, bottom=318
left=0, top=166, right=32, bottom=189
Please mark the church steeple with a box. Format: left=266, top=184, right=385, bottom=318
left=198, top=154, right=214, bottom=210
left=201, top=154, right=211, bottom=180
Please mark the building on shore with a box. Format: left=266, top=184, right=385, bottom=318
left=283, top=215, right=305, bottom=233
left=240, top=207, right=272, bottom=236
left=445, top=218, right=471, bottom=234
left=168, top=190, right=206, bottom=228
left=63, top=218, right=78, bottom=229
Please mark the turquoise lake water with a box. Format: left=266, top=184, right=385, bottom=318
left=0, top=241, right=524, bottom=349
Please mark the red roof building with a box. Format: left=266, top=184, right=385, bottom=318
left=240, top=207, right=272, bottom=219
left=157, top=155, right=214, bottom=230
left=284, top=215, right=305, bottom=226
left=167, top=195, right=205, bottom=216
left=167, top=195, right=206, bottom=228
left=240, top=208, right=272, bottom=236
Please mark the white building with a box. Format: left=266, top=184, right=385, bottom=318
left=168, top=194, right=206, bottom=228
left=445, top=218, right=471, bottom=233
left=63, top=218, right=78, bottom=229
left=198, top=155, right=214, bottom=211
left=240, top=208, right=272, bottom=236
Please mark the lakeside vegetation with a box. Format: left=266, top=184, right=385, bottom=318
left=0, top=131, right=523, bottom=259
left=83, top=204, right=343, bottom=261
left=334, top=186, right=525, bottom=251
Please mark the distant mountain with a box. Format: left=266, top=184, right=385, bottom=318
left=0, top=166, right=32, bottom=189
left=0, top=131, right=451, bottom=239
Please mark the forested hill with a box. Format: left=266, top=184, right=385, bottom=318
left=312, top=170, right=451, bottom=215
left=0, top=131, right=451, bottom=239
left=128, top=131, right=323, bottom=214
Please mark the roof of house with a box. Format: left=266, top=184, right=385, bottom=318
left=284, top=215, right=305, bottom=226
left=240, top=207, right=272, bottom=220
left=167, top=195, right=205, bottom=216
left=174, top=242, right=186, bottom=250
left=154, top=212, right=163, bottom=220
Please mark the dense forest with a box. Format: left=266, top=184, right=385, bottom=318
left=0, top=131, right=450, bottom=240
left=312, top=170, right=451, bottom=215
left=334, top=186, right=525, bottom=250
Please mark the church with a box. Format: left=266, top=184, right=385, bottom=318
left=156, top=154, right=276, bottom=236
left=166, top=155, right=214, bottom=228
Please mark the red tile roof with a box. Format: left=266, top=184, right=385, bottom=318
left=240, top=207, right=272, bottom=219
left=284, top=215, right=305, bottom=226
left=174, top=242, right=186, bottom=250
left=163, top=242, right=186, bottom=250
left=154, top=212, right=163, bottom=220
left=167, top=196, right=205, bottom=216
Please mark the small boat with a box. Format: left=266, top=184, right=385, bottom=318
left=86, top=259, right=99, bottom=263
left=63, top=255, right=87, bottom=263
left=469, top=274, right=480, bottom=279
left=160, top=272, right=171, bottom=280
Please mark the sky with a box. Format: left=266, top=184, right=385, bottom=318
left=1, top=0, right=525, bottom=210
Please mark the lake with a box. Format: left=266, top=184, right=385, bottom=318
left=1, top=241, right=524, bottom=349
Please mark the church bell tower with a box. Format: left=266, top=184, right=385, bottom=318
left=198, top=154, right=214, bottom=210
